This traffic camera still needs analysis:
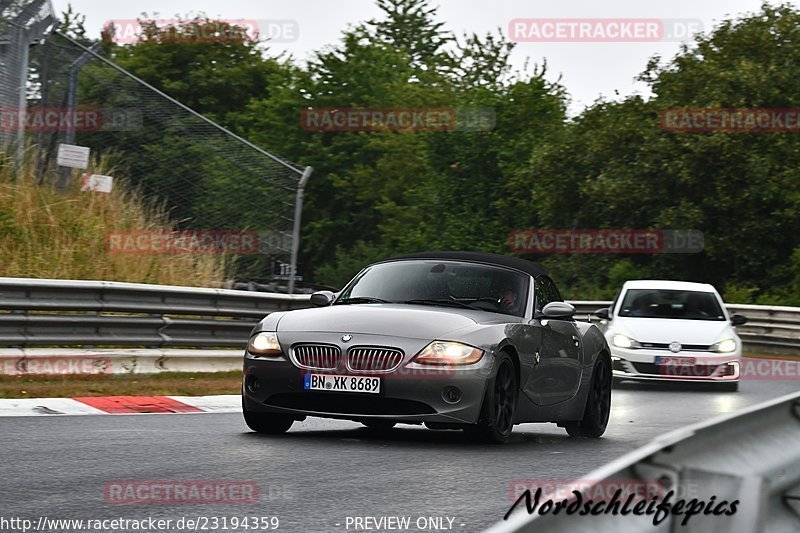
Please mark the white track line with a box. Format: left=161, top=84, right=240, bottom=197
left=0, top=395, right=242, bottom=417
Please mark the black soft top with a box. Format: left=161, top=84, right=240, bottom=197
left=384, top=251, right=547, bottom=278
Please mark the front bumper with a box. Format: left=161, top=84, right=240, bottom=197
left=243, top=352, right=493, bottom=424
left=610, top=346, right=740, bottom=383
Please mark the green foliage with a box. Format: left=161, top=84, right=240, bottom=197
left=68, top=15, right=300, bottom=271
left=45, top=1, right=800, bottom=304
left=57, top=4, right=91, bottom=44
left=104, top=17, right=294, bottom=125
left=239, top=7, right=566, bottom=283
left=722, top=283, right=761, bottom=304
left=313, top=241, right=395, bottom=290
left=510, top=4, right=800, bottom=302
left=368, top=0, right=455, bottom=76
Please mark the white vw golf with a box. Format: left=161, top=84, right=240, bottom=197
left=594, top=280, right=747, bottom=391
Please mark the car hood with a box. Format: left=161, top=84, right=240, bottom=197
left=611, top=317, right=734, bottom=344
left=274, top=304, right=516, bottom=339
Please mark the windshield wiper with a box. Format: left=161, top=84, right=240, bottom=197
left=402, top=299, right=477, bottom=310
left=334, top=296, right=390, bottom=305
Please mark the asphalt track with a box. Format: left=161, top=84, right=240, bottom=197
left=1, top=380, right=799, bottom=533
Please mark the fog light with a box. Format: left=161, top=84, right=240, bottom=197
left=442, top=386, right=462, bottom=404
left=724, top=361, right=740, bottom=378
left=245, top=375, right=260, bottom=394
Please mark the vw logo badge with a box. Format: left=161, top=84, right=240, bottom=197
left=669, top=341, right=682, bottom=353
left=341, top=334, right=352, bottom=343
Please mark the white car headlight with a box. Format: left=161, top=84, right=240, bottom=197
left=413, top=341, right=484, bottom=365
left=711, top=338, right=737, bottom=353
left=612, top=334, right=639, bottom=349
left=248, top=332, right=282, bottom=356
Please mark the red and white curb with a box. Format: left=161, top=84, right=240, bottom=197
left=0, top=394, right=241, bottom=416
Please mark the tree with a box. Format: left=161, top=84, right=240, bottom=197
left=105, top=17, right=295, bottom=126
left=512, top=4, right=800, bottom=301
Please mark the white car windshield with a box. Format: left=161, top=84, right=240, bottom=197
left=617, top=289, right=725, bottom=321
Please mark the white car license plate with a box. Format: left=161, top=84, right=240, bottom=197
left=655, top=356, right=696, bottom=366
left=303, top=373, right=380, bottom=394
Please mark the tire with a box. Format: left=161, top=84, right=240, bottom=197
left=362, top=420, right=397, bottom=432
left=465, top=352, right=518, bottom=444
left=565, top=355, right=612, bottom=438
left=242, top=398, right=294, bottom=434
left=717, top=382, right=739, bottom=392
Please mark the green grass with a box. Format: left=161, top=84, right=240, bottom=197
left=0, top=150, right=231, bottom=285
left=0, top=371, right=242, bottom=398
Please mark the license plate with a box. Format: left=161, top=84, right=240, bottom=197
left=655, top=356, right=696, bottom=366
left=303, top=374, right=380, bottom=394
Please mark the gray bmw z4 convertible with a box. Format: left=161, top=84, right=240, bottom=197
left=242, top=251, right=612, bottom=443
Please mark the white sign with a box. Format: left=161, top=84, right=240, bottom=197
left=80, top=173, right=113, bottom=194
left=57, top=143, right=90, bottom=169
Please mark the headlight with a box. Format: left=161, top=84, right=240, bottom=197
left=711, top=338, right=737, bottom=353
left=612, top=334, right=639, bottom=349
left=248, top=332, right=282, bottom=356
left=413, top=341, right=484, bottom=365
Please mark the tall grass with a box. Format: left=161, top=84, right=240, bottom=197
left=0, top=150, right=230, bottom=286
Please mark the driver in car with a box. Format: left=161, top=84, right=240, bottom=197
left=496, top=284, right=520, bottom=314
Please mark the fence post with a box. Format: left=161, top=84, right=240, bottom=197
left=0, top=0, right=55, bottom=172
left=14, top=26, right=29, bottom=164
left=288, top=166, right=313, bottom=294
left=57, top=41, right=101, bottom=189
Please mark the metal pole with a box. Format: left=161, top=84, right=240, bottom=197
left=287, top=166, right=313, bottom=294
left=57, top=42, right=100, bottom=189
left=8, top=0, right=54, bottom=170
left=15, top=28, right=29, bottom=164
left=34, top=35, right=49, bottom=184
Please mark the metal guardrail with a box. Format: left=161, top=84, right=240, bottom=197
left=0, top=278, right=310, bottom=348
left=0, top=279, right=797, bottom=352
left=572, top=301, right=800, bottom=353
left=488, top=389, right=800, bottom=533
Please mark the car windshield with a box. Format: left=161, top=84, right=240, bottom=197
left=617, top=289, right=725, bottom=321
left=336, top=260, right=530, bottom=317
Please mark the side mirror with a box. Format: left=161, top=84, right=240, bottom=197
left=731, top=314, right=747, bottom=326
left=594, top=308, right=611, bottom=320
left=310, top=290, right=335, bottom=307
left=542, top=301, right=575, bottom=319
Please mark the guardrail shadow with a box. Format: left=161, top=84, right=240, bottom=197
left=612, top=379, right=739, bottom=392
